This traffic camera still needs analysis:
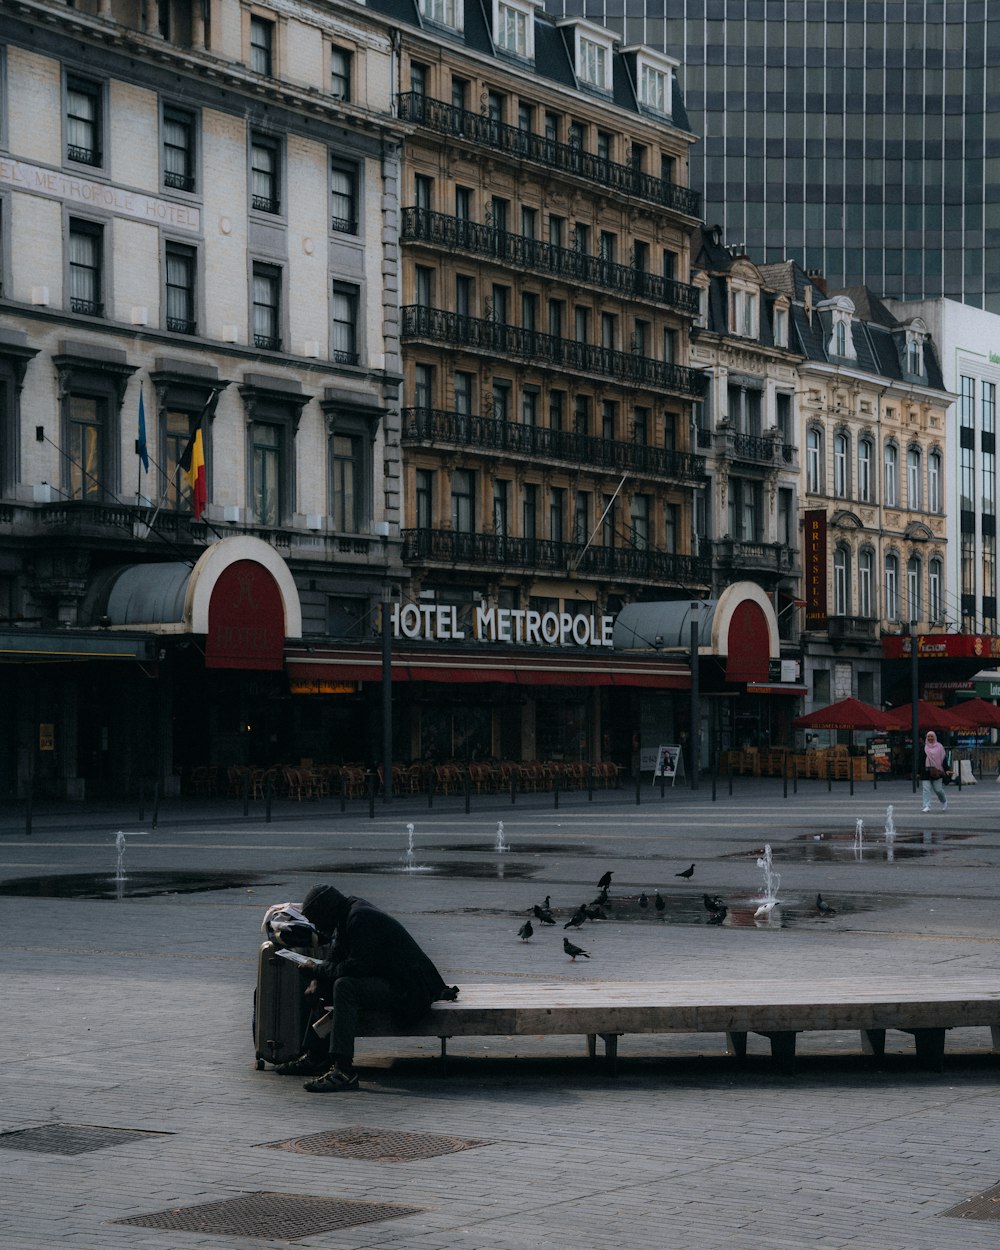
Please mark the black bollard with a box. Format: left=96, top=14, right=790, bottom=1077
left=464, top=771, right=471, bottom=815
left=428, top=772, right=434, bottom=809
left=152, top=781, right=160, bottom=829
left=849, top=769, right=854, bottom=797
left=368, top=771, right=375, bottom=819
left=783, top=766, right=788, bottom=800
left=793, top=760, right=798, bottom=794
left=711, top=767, right=717, bottom=801
left=265, top=776, right=273, bottom=823
left=340, top=772, right=347, bottom=812
left=510, top=772, right=516, bottom=805
left=635, top=769, right=641, bottom=805
left=25, top=773, right=33, bottom=838
left=554, top=776, right=560, bottom=810
left=587, top=764, right=594, bottom=802
left=827, top=760, right=832, bottom=792
left=728, top=767, right=733, bottom=797
left=659, top=769, right=666, bottom=799
left=873, top=761, right=878, bottom=790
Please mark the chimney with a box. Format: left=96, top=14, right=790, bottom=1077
left=807, top=268, right=828, bottom=297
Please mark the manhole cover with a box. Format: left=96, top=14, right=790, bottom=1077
left=0, top=1123, right=167, bottom=1155
left=113, top=1192, right=426, bottom=1239
left=941, top=1183, right=1000, bottom=1220
left=262, top=1126, right=490, bottom=1161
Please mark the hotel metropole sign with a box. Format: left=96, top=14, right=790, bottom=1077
left=389, top=602, right=615, bottom=648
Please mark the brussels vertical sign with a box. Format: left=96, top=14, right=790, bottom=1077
left=804, top=509, right=828, bottom=630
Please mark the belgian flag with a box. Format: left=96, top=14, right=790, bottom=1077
left=178, top=418, right=207, bottom=520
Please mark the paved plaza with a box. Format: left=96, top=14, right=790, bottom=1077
left=2, top=775, right=999, bottom=1249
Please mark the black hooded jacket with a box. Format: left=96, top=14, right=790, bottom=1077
left=301, top=885, right=457, bottom=1025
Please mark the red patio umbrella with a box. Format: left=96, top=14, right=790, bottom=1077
left=793, top=697, right=894, bottom=731
left=883, top=700, right=971, bottom=734
left=950, top=698, right=1000, bottom=731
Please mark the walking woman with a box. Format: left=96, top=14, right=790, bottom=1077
left=922, top=730, right=948, bottom=813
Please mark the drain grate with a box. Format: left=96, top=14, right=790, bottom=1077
left=262, top=1125, right=490, bottom=1161
left=941, top=1183, right=1000, bottom=1220
left=0, top=1123, right=167, bottom=1155
left=113, top=1192, right=425, bottom=1239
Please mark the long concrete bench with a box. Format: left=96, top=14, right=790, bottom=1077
left=358, top=978, right=1000, bottom=1074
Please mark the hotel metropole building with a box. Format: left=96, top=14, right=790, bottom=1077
left=0, top=0, right=406, bottom=797
left=362, top=0, right=713, bottom=766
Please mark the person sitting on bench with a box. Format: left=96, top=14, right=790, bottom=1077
left=276, top=883, right=458, bottom=1092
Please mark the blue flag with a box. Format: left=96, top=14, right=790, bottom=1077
left=137, top=387, right=149, bottom=471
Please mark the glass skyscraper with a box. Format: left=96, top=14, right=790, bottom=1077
left=549, top=1, right=1000, bottom=312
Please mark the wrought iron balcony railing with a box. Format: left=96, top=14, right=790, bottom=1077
left=401, top=208, right=700, bottom=315
left=398, top=93, right=702, bottom=219
left=710, top=425, right=797, bottom=465
left=163, top=170, right=195, bottom=192
left=402, top=306, right=705, bottom=398
left=402, top=407, right=705, bottom=482
left=67, top=144, right=100, bottom=166
left=402, top=527, right=711, bottom=585
left=711, top=538, right=796, bottom=573
left=70, top=297, right=103, bottom=317
left=167, top=316, right=196, bottom=335
left=827, top=615, right=879, bottom=642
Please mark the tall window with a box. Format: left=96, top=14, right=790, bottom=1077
left=574, top=490, right=590, bottom=543
left=521, top=388, right=538, bottom=426
left=664, top=502, right=679, bottom=551
left=493, top=478, right=509, bottom=539
left=885, top=553, right=899, bottom=622
left=522, top=481, right=537, bottom=540
left=602, top=492, right=616, bottom=548
left=960, top=375, right=975, bottom=427
left=549, top=390, right=564, bottom=432
left=330, top=46, right=351, bottom=100
left=549, top=486, right=565, bottom=544
left=410, top=62, right=427, bottom=96
left=249, top=15, right=274, bottom=75
left=331, top=282, right=359, bottom=365
left=858, top=548, right=873, bottom=618
left=252, top=422, right=282, bottom=526
left=164, top=242, right=196, bottom=334
left=451, top=468, right=475, bottom=533
left=835, top=320, right=847, bottom=356
left=330, top=433, right=362, bottom=531
left=415, top=468, right=433, bottom=529
left=453, top=371, right=473, bottom=418
left=929, top=556, right=942, bottom=623
left=330, top=162, right=358, bottom=233
left=833, top=431, right=848, bottom=498
left=579, top=38, right=607, bottom=89
left=858, top=437, right=873, bottom=502
left=639, top=63, right=668, bottom=112
left=164, top=410, right=200, bottom=511
left=960, top=445, right=974, bottom=511
left=631, top=494, right=651, bottom=549
left=66, top=76, right=102, bottom=166
left=983, top=381, right=996, bottom=433
left=163, top=106, right=195, bottom=191
left=68, top=219, right=103, bottom=316
left=455, top=186, right=472, bottom=219
left=496, top=1, right=529, bottom=56
left=250, top=134, right=280, bottom=213
left=455, top=274, right=473, bottom=317
left=883, top=442, right=898, bottom=507
left=251, top=263, right=281, bottom=350
left=413, top=363, right=433, bottom=411
left=414, top=265, right=433, bottom=308
left=906, top=555, right=922, bottom=624
left=906, top=446, right=921, bottom=509
left=806, top=427, right=822, bottom=493
left=67, top=394, right=106, bottom=500
left=414, top=174, right=433, bottom=211
left=834, top=546, right=850, bottom=616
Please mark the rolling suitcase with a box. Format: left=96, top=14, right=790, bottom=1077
left=253, top=940, right=318, bottom=1069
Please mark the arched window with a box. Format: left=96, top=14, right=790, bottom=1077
left=806, top=427, right=822, bottom=493
left=858, top=437, right=873, bottom=502
left=833, top=431, right=849, bottom=498
left=929, top=556, right=943, bottom=623
left=858, top=548, right=874, bottom=618
left=834, top=545, right=851, bottom=616
left=883, top=442, right=898, bottom=507
left=835, top=320, right=847, bottom=356
left=885, top=552, right=899, bottom=621
left=907, top=446, right=921, bottom=509
left=906, top=555, right=922, bottom=624
left=928, top=450, right=942, bottom=512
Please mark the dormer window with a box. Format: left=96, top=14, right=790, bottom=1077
left=902, top=318, right=928, bottom=377
left=559, top=20, right=616, bottom=93
left=626, top=46, right=678, bottom=117
left=773, top=303, right=788, bottom=348
left=421, top=0, right=464, bottom=33
left=730, top=286, right=757, bottom=338
left=821, top=295, right=857, bottom=361
left=495, top=0, right=536, bottom=59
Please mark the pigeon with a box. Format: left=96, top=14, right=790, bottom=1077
left=563, top=937, right=590, bottom=960
left=584, top=906, right=607, bottom=921
left=563, top=907, right=587, bottom=929
left=654, top=890, right=665, bottom=912
left=518, top=920, right=533, bottom=941
left=543, top=895, right=551, bottom=910
left=591, top=888, right=609, bottom=907
left=638, top=891, right=648, bottom=909
left=597, top=870, right=613, bottom=890
left=816, top=893, right=837, bottom=916
left=703, top=893, right=725, bottom=912
left=707, top=906, right=727, bottom=925
left=532, top=904, right=556, bottom=925
left=676, top=864, right=695, bottom=879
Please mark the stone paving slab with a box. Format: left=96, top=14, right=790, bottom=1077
left=2, top=779, right=999, bottom=1249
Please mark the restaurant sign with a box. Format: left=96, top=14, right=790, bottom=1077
left=390, top=602, right=614, bottom=648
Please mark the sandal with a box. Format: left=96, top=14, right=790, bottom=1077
left=303, top=1066, right=359, bottom=1093
left=274, top=1054, right=327, bottom=1076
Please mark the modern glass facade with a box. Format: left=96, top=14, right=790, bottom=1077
left=547, top=1, right=1000, bottom=313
